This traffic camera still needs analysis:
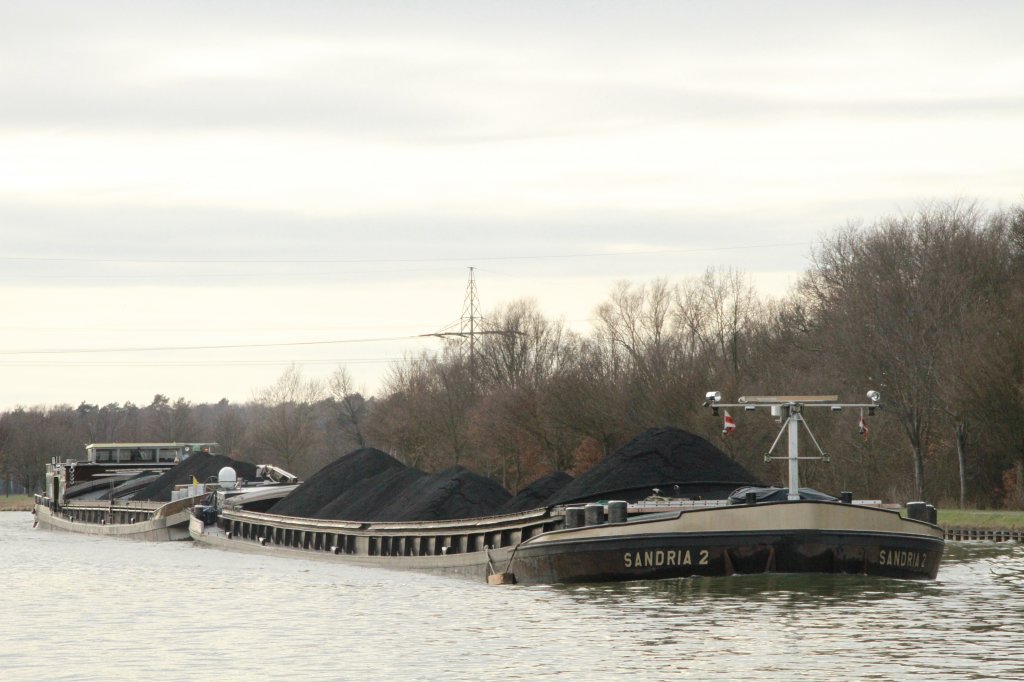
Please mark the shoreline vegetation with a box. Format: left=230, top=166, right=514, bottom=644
left=3, top=202, right=1023, bottom=513
left=936, top=509, right=1024, bottom=532
left=1, top=495, right=32, bottom=512
left=5, top=493, right=1024, bottom=533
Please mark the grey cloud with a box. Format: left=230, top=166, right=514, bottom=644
left=0, top=201, right=819, bottom=290
left=5, top=2, right=1023, bottom=141
left=9, top=61, right=1024, bottom=144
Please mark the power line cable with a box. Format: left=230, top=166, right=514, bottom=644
left=0, top=334, right=436, bottom=356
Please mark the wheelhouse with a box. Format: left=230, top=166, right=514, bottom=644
left=84, top=442, right=219, bottom=464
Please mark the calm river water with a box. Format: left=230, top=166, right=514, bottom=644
left=3, top=512, right=1023, bottom=681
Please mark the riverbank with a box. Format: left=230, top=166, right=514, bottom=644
left=937, top=509, right=1024, bottom=530
left=0, top=495, right=32, bottom=512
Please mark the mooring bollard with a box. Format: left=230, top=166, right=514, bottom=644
left=565, top=506, right=585, bottom=529
left=607, top=500, right=627, bottom=524
left=585, top=503, right=606, bottom=526
left=906, top=501, right=928, bottom=522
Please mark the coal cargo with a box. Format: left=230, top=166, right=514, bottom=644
left=371, top=466, right=512, bottom=522
left=314, top=466, right=427, bottom=521
left=133, top=453, right=259, bottom=502
left=269, top=448, right=406, bottom=518
left=547, top=426, right=761, bottom=505
left=498, top=471, right=573, bottom=513
left=267, top=427, right=758, bottom=522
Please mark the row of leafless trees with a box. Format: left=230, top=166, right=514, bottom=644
left=3, top=201, right=1022, bottom=507
left=0, top=373, right=372, bottom=495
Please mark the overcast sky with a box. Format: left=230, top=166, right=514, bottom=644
left=1, top=1, right=1022, bottom=410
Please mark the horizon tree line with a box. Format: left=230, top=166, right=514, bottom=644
left=3, top=200, right=1022, bottom=509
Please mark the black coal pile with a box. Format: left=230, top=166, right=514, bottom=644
left=498, top=471, right=574, bottom=513
left=314, top=466, right=427, bottom=521
left=273, top=445, right=514, bottom=522
left=370, top=466, right=512, bottom=521
left=546, top=427, right=762, bottom=505
left=133, top=453, right=259, bottom=502
left=269, top=448, right=406, bottom=518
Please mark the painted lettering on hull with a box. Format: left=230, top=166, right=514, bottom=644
left=624, top=548, right=710, bottom=568
left=878, top=549, right=928, bottom=570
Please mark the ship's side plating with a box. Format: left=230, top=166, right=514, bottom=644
left=34, top=495, right=200, bottom=541
left=511, top=500, right=943, bottom=583
left=190, top=497, right=943, bottom=584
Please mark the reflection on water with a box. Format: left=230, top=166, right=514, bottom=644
left=4, top=514, right=1023, bottom=681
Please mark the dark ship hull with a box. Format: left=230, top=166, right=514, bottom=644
left=190, top=498, right=943, bottom=584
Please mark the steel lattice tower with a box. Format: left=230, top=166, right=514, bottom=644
left=460, top=266, right=481, bottom=379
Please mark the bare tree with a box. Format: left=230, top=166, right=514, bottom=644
left=596, top=278, right=677, bottom=382
left=0, top=407, right=80, bottom=493
left=211, top=398, right=248, bottom=457
left=477, top=299, right=569, bottom=390
left=250, top=365, right=325, bottom=475
left=327, top=365, right=368, bottom=448
left=801, top=201, right=1020, bottom=502
left=0, top=418, right=10, bottom=496
left=469, top=300, right=578, bottom=480
left=369, top=349, right=476, bottom=471
left=594, top=278, right=698, bottom=427
left=676, top=267, right=761, bottom=385
left=543, top=336, right=630, bottom=459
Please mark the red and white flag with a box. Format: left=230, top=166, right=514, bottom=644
left=722, top=410, right=736, bottom=436
left=858, top=409, right=869, bottom=441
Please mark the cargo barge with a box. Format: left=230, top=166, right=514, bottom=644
left=189, top=393, right=945, bottom=584
left=33, top=442, right=219, bottom=540
left=33, top=441, right=298, bottom=541
left=190, top=496, right=943, bottom=583
left=35, top=494, right=206, bottom=541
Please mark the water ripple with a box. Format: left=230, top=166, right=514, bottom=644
left=4, top=515, right=1024, bottom=681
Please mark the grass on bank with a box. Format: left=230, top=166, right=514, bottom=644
left=0, top=495, right=33, bottom=511
left=936, top=508, right=1024, bottom=530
